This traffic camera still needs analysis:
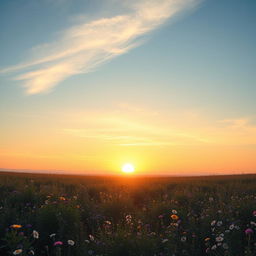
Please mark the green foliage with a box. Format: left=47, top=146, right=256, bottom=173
left=0, top=172, right=256, bottom=255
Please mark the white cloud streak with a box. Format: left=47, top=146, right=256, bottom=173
left=1, top=0, right=199, bottom=94
left=62, top=107, right=211, bottom=147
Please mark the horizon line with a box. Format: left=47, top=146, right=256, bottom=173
left=0, top=168, right=255, bottom=178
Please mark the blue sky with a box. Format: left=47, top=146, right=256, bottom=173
left=0, top=0, right=256, bottom=174
left=1, top=0, right=255, bottom=113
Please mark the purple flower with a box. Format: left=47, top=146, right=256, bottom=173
left=245, top=228, right=253, bottom=235
left=54, top=241, right=63, bottom=246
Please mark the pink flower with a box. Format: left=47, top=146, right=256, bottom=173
left=54, top=241, right=63, bottom=246
left=253, top=210, right=256, bottom=217
left=245, top=228, right=253, bottom=235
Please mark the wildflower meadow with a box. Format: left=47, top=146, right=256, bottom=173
left=0, top=172, right=256, bottom=256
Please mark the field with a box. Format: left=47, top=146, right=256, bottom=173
left=0, top=172, right=256, bottom=256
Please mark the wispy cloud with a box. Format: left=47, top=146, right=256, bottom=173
left=62, top=106, right=211, bottom=147
left=1, top=0, right=199, bottom=94
left=61, top=107, right=256, bottom=147
left=219, top=118, right=253, bottom=129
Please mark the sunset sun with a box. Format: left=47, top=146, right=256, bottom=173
left=122, top=163, right=135, bottom=174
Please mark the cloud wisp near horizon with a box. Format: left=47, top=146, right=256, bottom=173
left=1, top=0, right=199, bottom=94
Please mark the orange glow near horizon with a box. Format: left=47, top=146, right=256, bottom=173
left=1, top=105, right=256, bottom=176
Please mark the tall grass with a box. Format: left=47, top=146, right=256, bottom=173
left=0, top=172, right=255, bottom=255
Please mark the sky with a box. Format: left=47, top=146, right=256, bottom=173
left=0, top=0, right=256, bottom=176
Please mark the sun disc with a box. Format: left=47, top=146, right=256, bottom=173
left=122, top=163, right=135, bottom=174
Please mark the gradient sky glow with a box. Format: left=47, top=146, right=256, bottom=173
left=0, top=0, right=256, bottom=175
